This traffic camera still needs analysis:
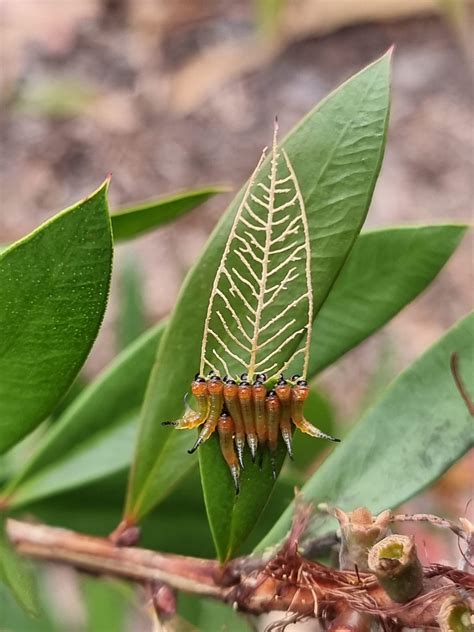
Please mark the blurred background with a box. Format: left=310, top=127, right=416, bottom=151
left=0, top=0, right=473, bottom=629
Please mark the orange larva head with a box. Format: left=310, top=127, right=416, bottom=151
left=207, top=375, right=224, bottom=396
left=252, top=381, right=267, bottom=401
left=238, top=380, right=252, bottom=401
left=265, top=389, right=281, bottom=412
left=292, top=379, right=309, bottom=401
left=275, top=382, right=291, bottom=401
left=217, top=412, right=234, bottom=434
left=223, top=379, right=239, bottom=398
left=192, top=376, right=208, bottom=397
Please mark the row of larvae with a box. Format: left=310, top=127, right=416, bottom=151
left=163, top=373, right=340, bottom=493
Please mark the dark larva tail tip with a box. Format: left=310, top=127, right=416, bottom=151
left=270, top=456, right=277, bottom=480
left=161, top=421, right=176, bottom=426
left=236, top=444, right=245, bottom=469
left=188, top=438, right=202, bottom=454
left=231, top=467, right=240, bottom=495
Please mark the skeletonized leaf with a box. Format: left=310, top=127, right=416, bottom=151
left=111, top=186, right=228, bottom=242
left=201, top=124, right=312, bottom=381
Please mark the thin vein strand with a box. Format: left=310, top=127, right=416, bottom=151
left=209, top=332, right=246, bottom=369
left=256, top=318, right=297, bottom=350
left=212, top=348, right=232, bottom=377
left=222, top=268, right=255, bottom=313
left=267, top=244, right=305, bottom=277
left=231, top=267, right=259, bottom=299
left=235, top=250, right=262, bottom=286
left=260, top=293, right=309, bottom=333
left=215, top=289, right=252, bottom=343
left=244, top=204, right=266, bottom=227
left=254, top=327, right=305, bottom=369
left=216, top=310, right=252, bottom=353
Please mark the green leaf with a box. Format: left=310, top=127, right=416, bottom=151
left=0, top=579, right=57, bottom=632
left=308, top=225, right=467, bottom=376
left=0, top=182, right=113, bottom=454
left=111, top=187, right=228, bottom=242
left=199, top=436, right=287, bottom=561
left=256, top=312, right=474, bottom=552
left=3, top=324, right=165, bottom=507
left=82, top=577, right=131, bottom=632
left=198, top=54, right=392, bottom=560
left=0, top=514, right=39, bottom=617
left=125, top=50, right=391, bottom=560
left=116, top=254, right=146, bottom=350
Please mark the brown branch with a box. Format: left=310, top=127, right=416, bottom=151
left=6, top=518, right=474, bottom=629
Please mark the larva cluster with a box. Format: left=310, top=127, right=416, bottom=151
left=163, top=372, right=339, bottom=493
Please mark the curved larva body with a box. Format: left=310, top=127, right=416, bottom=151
left=217, top=413, right=240, bottom=493
left=238, top=382, right=258, bottom=460
left=223, top=381, right=246, bottom=468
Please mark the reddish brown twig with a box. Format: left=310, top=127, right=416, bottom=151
left=6, top=518, right=474, bottom=629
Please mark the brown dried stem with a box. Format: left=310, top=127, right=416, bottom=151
left=6, top=518, right=474, bottom=629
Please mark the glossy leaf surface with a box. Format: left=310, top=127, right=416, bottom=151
left=308, top=225, right=467, bottom=375
left=111, top=187, right=227, bottom=242
left=126, top=52, right=391, bottom=559
left=256, top=312, right=474, bottom=552
left=4, top=324, right=164, bottom=506
left=116, top=254, right=146, bottom=350
left=0, top=515, right=38, bottom=617
left=0, top=182, right=112, bottom=454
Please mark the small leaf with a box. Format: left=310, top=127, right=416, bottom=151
left=6, top=416, right=137, bottom=508
left=4, top=324, right=165, bottom=507
left=0, top=182, right=113, bottom=454
left=125, top=52, right=392, bottom=536
left=111, top=187, right=228, bottom=242
left=82, top=577, right=132, bottom=632
left=0, top=514, right=39, bottom=617
left=308, top=225, right=467, bottom=376
left=256, top=312, right=474, bottom=552
left=116, top=254, right=146, bottom=350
